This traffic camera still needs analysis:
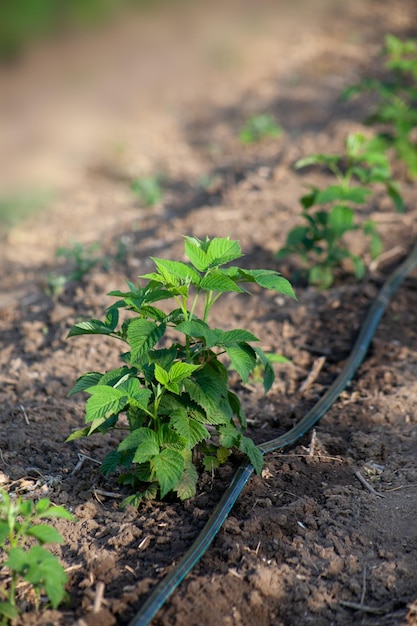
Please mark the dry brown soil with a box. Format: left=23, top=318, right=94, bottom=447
left=1, top=1, right=417, bottom=625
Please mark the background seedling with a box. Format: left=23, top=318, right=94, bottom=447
left=67, top=236, right=295, bottom=506
left=239, top=114, right=282, bottom=144
left=344, top=34, right=417, bottom=178
left=0, top=490, right=74, bottom=624
left=277, top=132, right=401, bottom=288
left=131, top=176, right=163, bottom=207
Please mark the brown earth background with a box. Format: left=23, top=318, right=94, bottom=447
left=1, top=1, right=417, bottom=625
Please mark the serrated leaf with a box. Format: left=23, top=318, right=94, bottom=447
left=66, top=424, right=98, bottom=442
left=152, top=449, right=185, bottom=498
left=200, top=270, right=245, bottom=293
left=100, top=366, right=133, bottom=387
left=184, top=237, right=210, bottom=271
left=240, top=436, right=264, bottom=474
left=68, top=372, right=102, bottom=396
left=67, top=319, right=115, bottom=338
left=174, top=460, right=198, bottom=500
left=100, top=450, right=122, bottom=476
left=206, top=237, right=243, bottom=266
left=238, top=269, right=296, bottom=299
left=133, top=434, right=160, bottom=463
left=169, top=362, right=201, bottom=383
left=118, top=379, right=152, bottom=410
left=183, top=379, right=228, bottom=425
left=127, top=318, right=166, bottom=363
left=118, top=428, right=158, bottom=455
left=218, top=423, right=241, bottom=448
left=170, top=411, right=210, bottom=447
left=154, top=363, right=170, bottom=385
left=26, top=524, right=64, bottom=545
left=151, top=258, right=201, bottom=285
left=217, top=329, right=259, bottom=345
left=85, top=386, right=127, bottom=422
left=225, top=343, right=257, bottom=383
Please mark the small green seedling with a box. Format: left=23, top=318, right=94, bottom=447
left=46, top=241, right=111, bottom=298
left=277, top=132, right=401, bottom=288
left=239, top=114, right=282, bottom=144
left=344, top=34, right=417, bottom=178
left=67, top=236, right=295, bottom=506
left=0, top=490, right=74, bottom=623
left=131, top=176, right=163, bottom=207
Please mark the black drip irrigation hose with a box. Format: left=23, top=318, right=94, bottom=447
left=129, top=241, right=417, bottom=626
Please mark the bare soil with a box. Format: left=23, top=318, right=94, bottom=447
left=1, top=1, right=417, bottom=625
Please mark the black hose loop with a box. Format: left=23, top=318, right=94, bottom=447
left=129, top=241, right=417, bottom=626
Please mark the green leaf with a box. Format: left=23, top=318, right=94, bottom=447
left=151, top=258, right=201, bottom=286
left=217, top=329, right=259, bottom=345
left=206, top=237, right=243, bottom=266
left=118, top=428, right=159, bottom=457
left=174, top=460, right=198, bottom=500
left=154, top=363, right=170, bottom=386
left=309, top=265, right=334, bottom=289
left=66, top=426, right=92, bottom=441
left=224, top=343, right=257, bottom=383
left=184, top=237, right=210, bottom=271
left=183, top=379, right=229, bottom=425
left=133, top=431, right=161, bottom=463
left=387, top=181, right=404, bottom=212
left=240, top=436, right=264, bottom=474
left=85, top=385, right=127, bottom=422
left=26, top=524, right=64, bottom=544
left=68, top=319, right=115, bottom=338
left=170, top=411, right=210, bottom=447
left=169, top=362, right=201, bottom=383
left=36, top=504, right=75, bottom=521
left=200, top=270, right=245, bottom=293
left=218, top=423, right=241, bottom=448
left=68, top=371, right=102, bottom=396
left=127, top=318, right=166, bottom=364
left=101, top=450, right=122, bottom=476
left=238, top=269, right=296, bottom=299
left=253, top=346, right=275, bottom=393
left=328, top=205, right=355, bottom=236
left=316, top=185, right=371, bottom=205
left=295, top=154, right=339, bottom=169
left=105, top=307, right=119, bottom=330
left=0, top=602, right=18, bottom=620
left=0, top=521, right=9, bottom=544
left=152, top=449, right=185, bottom=498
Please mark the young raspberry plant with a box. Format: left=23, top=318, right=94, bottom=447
left=0, top=490, right=74, bottom=624
left=277, top=132, right=402, bottom=288
left=67, top=236, right=295, bottom=507
left=344, top=34, right=417, bottom=179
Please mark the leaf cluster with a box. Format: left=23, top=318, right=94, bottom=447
left=344, top=34, right=417, bottom=178
left=67, top=236, right=295, bottom=505
left=0, top=490, right=74, bottom=623
left=276, top=132, right=400, bottom=288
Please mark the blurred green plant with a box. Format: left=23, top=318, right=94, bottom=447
left=277, top=132, right=401, bottom=289
left=131, top=176, right=163, bottom=207
left=0, top=490, right=74, bottom=623
left=344, top=34, right=417, bottom=178
left=239, top=114, right=282, bottom=144
left=0, top=192, right=50, bottom=232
